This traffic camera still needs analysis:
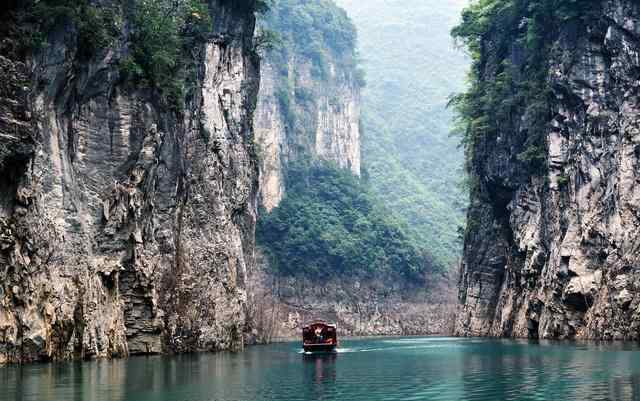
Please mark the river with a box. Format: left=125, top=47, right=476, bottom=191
left=3, top=337, right=640, bottom=401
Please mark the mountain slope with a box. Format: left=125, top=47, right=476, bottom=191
left=335, top=0, right=470, bottom=270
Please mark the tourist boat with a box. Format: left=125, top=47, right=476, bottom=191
left=302, top=320, right=338, bottom=353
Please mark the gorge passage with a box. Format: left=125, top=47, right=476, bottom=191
left=1, top=0, right=640, bottom=366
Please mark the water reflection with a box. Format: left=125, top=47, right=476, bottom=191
left=303, top=354, right=337, bottom=384
left=2, top=358, right=128, bottom=401
left=300, top=354, right=337, bottom=400
left=3, top=338, right=640, bottom=401
left=461, top=339, right=640, bottom=401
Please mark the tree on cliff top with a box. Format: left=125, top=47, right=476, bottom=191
left=259, top=0, right=361, bottom=81
left=450, top=0, right=601, bottom=167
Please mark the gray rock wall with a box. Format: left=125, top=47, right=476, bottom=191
left=246, top=255, right=456, bottom=341
left=456, top=0, right=640, bottom=340
left=254, top=55, right=361, bottom=212
left=0, top=0, right=260, bottom=363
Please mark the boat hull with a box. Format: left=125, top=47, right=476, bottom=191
left=303, top=343, right=337, bottom=353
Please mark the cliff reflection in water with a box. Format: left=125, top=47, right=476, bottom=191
left=3, top=338, right=640, bottom=401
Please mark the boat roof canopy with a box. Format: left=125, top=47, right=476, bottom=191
left=303, top=320, right=336, bottom=329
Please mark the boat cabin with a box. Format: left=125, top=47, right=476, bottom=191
left=302, top=320, right=338, bottom=353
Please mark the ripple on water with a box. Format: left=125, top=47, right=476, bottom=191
left=3, top=337, right=640, bottom=401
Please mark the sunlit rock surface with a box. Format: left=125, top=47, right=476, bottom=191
left=0, top=0, right=260, bottom=363
left=254, top=51, right=361, bottom=212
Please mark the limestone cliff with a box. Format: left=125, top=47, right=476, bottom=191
left=253, top=1, right=361, bottom=211
left=455, top=0, right=640, bottom=340
left=247, top=260, right=456, bottom=341
left=254, top=60, right=361, bottom=212
left=0, top=0, right=260, bottom=363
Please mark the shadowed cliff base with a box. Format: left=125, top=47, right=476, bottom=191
left=245, top=253, right=457, bottom=342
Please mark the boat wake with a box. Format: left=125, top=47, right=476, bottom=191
left=296, top=338, right=471, bottom=355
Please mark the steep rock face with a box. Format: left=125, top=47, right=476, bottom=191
left=0, top=0, right=260, bottom=363
left=254, top=55, right=361, bottom=211
left=247, top=261, right=456, bottom=340
left=252, top=62, right=287, bottom=212
left=456, top=0, right=640, bottom=340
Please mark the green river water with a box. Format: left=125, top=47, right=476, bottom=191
left=2, top=337, right=640, bottom=401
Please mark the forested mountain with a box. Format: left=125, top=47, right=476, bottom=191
left=335, top=0, right=470, bottom=270
left=257, top=160, right=430, bottom=282
left=255, top=0, right=437, bottom=282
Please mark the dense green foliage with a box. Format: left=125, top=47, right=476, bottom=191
left=257, top=161, right=436, bottom=281
left=121, top=0, right=211, bottom=111
left=15, top=0, right=214, bottom=111
left=449, top=0, right=600, bottom=173
left=335, top=0, right=470, bottom=270
left=10, top=0, right=120, bottom=60
left=260, top=0, right=360, bottom=80
left=255, top=0, right=272, bottom=14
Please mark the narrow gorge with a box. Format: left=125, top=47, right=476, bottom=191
left=0, top=0, right=459, bottom=364
left=6, top=0, right=637, bottom=367
left=249, top=0, right=456, bottom=339
left=455, top=0, right=640, bottom=340
left=6, top=1, right=640, bottom=400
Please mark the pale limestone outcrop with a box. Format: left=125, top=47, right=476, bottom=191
left=254, top=56, right=361, bottom=211
left=0, top=0, right=260, bottom=363
left=253, top=62, right=287, bottom=211
left=456, top=0, right=640, bottom=340
left=246, top=254, right=456, bottom=341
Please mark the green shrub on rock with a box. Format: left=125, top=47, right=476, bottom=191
left=124, top=0, right=212, bottom=111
